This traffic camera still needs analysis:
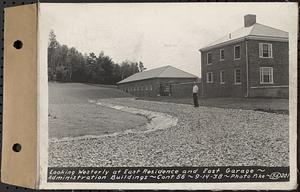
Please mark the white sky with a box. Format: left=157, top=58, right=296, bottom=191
left=39, top=3, right=298, bottom=77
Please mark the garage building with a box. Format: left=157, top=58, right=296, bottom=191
left=117, top=65, right=198, bottom=97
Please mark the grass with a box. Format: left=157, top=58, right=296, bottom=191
left=49, top=82, right=148, bottom=139
left=136, top=96, right=289, bottom=114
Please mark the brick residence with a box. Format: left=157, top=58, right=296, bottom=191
left=199, top=14, right=289, bottom=98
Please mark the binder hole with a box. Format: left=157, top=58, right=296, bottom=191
left=12, top=143, right=21, bottom=152
left=13, top=40, right=23, bottom=49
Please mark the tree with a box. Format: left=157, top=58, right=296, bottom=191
left=86, top=52, right=98, bottom=83
left=99, top=52, right=114, bottom=84
left=48, top=30, right=145, bottom=85
left=48, top=30, right=60, bottom=81
left=138, top=61, right=146, bottom=72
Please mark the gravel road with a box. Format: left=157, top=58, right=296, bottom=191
left=49, top=97, right=288, bottom=167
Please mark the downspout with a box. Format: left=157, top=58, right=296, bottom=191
left=199, top=49, right=204, bottom=97
left=245, top=39, right=249, bottom=97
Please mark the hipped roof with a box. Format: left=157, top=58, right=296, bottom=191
left=200, top=23, right=288, bottom=51
left=117, top=65, right=198, bottom=84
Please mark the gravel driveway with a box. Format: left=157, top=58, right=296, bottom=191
left=49, top=97, right=288, bottom=167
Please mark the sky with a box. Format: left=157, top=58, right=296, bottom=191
left=39, top=3, right=298, bottom=77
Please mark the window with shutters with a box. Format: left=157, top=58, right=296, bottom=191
left=259, top=43, right=273, bottom=58
left=260, top=67, right=273, bottom=84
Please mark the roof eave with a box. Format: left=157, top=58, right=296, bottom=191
left=199, top=35, right=288, bottom=52
left=200, top=37, right=246, bottom=52
left=117, top=76, right=198, bottom=84
left=117, top=77, right=156, bottom=84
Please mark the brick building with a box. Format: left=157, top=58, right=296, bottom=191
left=117, top=65, right=198, bottom=97
left=199, top=14, right=289, bottom=98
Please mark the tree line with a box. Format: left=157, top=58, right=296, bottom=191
left=48, top=30, right=146, bottom=84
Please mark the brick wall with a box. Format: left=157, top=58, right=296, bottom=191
left=249, top=87, right=288, bottom=98
left=118, top=79, right=158, bottom=97
left=118, top=78, right=198, bottom=97
left=247, top=40, right=289, bottom=87
left=201, top=41, right=247, bottom=97
left=171, top=82, right=201, bottom=98
left=201, top=39, right=289, bottom=98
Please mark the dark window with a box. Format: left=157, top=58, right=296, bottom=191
left=220, top=49, right=225, bottom=61
left=207, top=52, right=212, bottom=64
left=206, top=72, right=213, bottom=83
left=259, top=43, right=273, bottom=58
left=234, top=45, right=241, bottom=60
left=220, top=70, right=225, bottom=84
left=260, top=67, right=273, bottom=84
left=234, top=69, right=241, bottom=84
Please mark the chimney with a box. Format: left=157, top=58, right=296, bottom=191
left=244, top=14, right=256, bottom=27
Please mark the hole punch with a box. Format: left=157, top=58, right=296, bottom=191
left=12, top=143, right=21, bottom=152
left=13, top=40, right=23, bottom=49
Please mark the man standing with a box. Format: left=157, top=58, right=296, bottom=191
left=192, top=82, right=199, bottom=107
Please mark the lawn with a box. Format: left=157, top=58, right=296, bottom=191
left=136, top=96, right=288, bottom=114
left=48, top=82, right=148, bottom=139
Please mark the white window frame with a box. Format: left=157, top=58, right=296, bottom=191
left=259, top=43, right=273, bottom=58
left=260, top=67, right=274, bottom=84
left=220, top=49, right=225, bottom=61
left=234, top=69, right=242, bottom=85
left=206, top=72, right=213, bottom=83
left=234, top=45, right=241, bottom=60
left=220, top=70, right=225, bottom=84
left=207, top=52, right=212, bottom=65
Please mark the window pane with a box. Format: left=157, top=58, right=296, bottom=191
left=207, top=53, right=212, bottom=64
left=235, top=46, right=240, bottom=59
left=220, top=71, right=224, bottom=82
left=207, top=72, right=213, bottom=82
left=260, top=67, right=273, bottom=83
left=235, top=69, right=241, bottom=83
left=262, top=44, right=270, bottom=57
left=263, top=74, right=270, bottom=82
left=220, top=50, right=224, bottom=60
left=263, top=44, right=268, bottom=51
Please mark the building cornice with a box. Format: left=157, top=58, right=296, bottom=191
left=199, top=35, right=288, bottom=52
